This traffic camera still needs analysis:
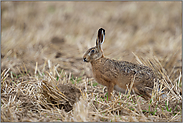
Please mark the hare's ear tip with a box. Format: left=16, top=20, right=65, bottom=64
left=98, top=28, right=105, bottom=35
left=98, top=28, right=105, bottom=32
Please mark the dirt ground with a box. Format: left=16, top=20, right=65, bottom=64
left=1, top=1, right=182, bottom=122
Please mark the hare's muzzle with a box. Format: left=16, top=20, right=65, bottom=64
left=83, top=57, right=88, bottom=62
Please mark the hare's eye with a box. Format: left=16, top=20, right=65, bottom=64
left=91, top=49, right=95, bottom=53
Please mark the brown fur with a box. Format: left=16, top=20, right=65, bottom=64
left=83, top=28, right=156, bottom=100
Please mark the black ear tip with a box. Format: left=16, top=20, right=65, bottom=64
left=98, top=28, right=105, bottom=35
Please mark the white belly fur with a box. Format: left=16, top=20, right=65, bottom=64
left=114, top=85, right=126, bottom=94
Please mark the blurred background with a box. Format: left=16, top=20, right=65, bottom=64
left=1, top=1, right=182, bottom=78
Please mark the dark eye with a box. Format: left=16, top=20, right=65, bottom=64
left=91, top=49, right=95, bottom=53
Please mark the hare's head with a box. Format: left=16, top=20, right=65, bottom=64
left=83, top=28, right=105, bottom=62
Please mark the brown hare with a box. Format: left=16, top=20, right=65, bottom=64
left=83, top=28, right=157, bottom=100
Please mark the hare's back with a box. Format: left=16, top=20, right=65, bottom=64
left=113, top=60, right=156, bottom=86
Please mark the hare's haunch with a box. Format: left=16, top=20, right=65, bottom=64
left=83, top=28, right=156, bottom=100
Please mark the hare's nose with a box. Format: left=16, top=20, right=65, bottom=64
left=83, top=58, right=88, bottom=62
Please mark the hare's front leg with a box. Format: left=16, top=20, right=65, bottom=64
left=107, top=83, right=114, bottom=101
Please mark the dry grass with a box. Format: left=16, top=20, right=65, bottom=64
left=1, top=1, right=182, bottom=122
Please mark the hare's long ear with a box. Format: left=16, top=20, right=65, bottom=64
left=96, top=28, right=105, bottom=49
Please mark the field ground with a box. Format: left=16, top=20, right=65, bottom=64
left=1, top=1, right=182, bottom=122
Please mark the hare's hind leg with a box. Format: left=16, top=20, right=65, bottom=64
left=134, top=86, right=151, bottom=100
